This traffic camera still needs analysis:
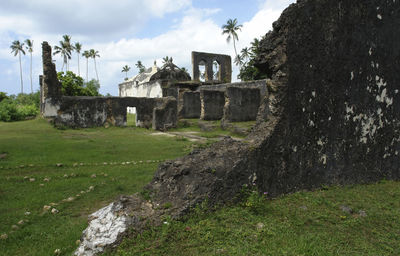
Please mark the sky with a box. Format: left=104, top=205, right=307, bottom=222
left=0, top=0, right=295, bottom=96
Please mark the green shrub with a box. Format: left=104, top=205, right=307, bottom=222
left=14, top=92, right=40, bottom=108
left=0, top=92, right=8, bottom=102
left=0, top=97, right=39, bottom=122
left=58, top=71, right=101, bottom=96
left=0, top=99, right=19, bottom=121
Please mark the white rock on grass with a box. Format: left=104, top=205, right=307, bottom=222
left=51, top=208, right=59, bottom=214
left=0, top=233, right=7, bottom=240
left=75, top=202, right=128, bottom=256
left=29, top=178, right=35, bottom=182
left=43, top=205, right=51, bottom=211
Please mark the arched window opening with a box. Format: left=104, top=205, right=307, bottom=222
left=198, top=60, right=207, bottom=82
left=212, top=60, right=220, bottom=81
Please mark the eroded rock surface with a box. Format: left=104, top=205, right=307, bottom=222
left=76, top=0, right=400, bottom=255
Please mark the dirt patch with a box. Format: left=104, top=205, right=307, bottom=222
left=0, top=153, right=8, bottom=160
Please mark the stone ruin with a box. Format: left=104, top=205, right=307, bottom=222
left=74, top=0, right=400, bottom=254
left=191, top=51, right=232, bottom=83
left=42, top=43, right=266, bottom=130
left=40, top=42, right=177, bottom=130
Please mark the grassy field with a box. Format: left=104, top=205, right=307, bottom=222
left=0, top=118, right=194, bottom=255
left=109, top=181, right=400, bottom=256
left=1, top=118, right=400, bottom=255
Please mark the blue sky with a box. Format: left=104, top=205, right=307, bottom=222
left=0, top=0, right=295, bottom=96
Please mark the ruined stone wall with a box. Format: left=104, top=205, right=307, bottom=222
left=223, top=87, right=261, bottom=122
left=200, top=89, right=225, bottom=120
left=41, top=41, right=177, bottom=131
left=53, top=96, right=176, bottom=129
left=192, top=51, right=232, bottom=83
left=153, top=97, right=178, bottom=131
left=199, top=80, right=267, bottom=122
left=180, top=91, right=201, bottom=118
left=41, top=42, right=62, bottom=118
left=249, top=0, right=400, bottom=195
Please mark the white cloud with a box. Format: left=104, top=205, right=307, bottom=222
left=0, top=0, right=191, bottom=39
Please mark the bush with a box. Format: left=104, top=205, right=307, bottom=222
left=58, top=71, right=101, bottom=96
left=0, top=99, right=19, bottom=121
left=0, top=95, right=39, bottom=122
left=0, top=92, right=8, bottom=102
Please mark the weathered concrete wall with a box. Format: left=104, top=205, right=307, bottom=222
left=153, top=97, right=178, bottom=131
left=223, top=87, right=261, bottom=122
left=200, top=89, right=225, bottom=120
left=192, top=51, right=232, bottom=83
left=199, top=79, right=267, bottom=122
left=180, top=91, right=201, bottom=119
left=119, top=80, right=163, bottom=114
left=119, top=80, right=162, bottom=99
left=53, top=96, right=175, bottom=129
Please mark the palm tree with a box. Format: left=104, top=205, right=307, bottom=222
left=82, top=50, right=90, bottom=82
left=74, top=42, right=82, bottom=76
left=25, top=39, right=33, bottom=93
left=10, top=40, right=26, bottom=93
left=53, top=35, right=73, bottom=72
left=240, top=47, right=250, bottom=64
left=234, top=54, right=244, bottom=67
left=62, top=35, right=73, bottom=71
left=162, top=56, right=173, bottom=64
left=121, top=65, right=131, bottom=80
left=250, top=38, right=260, bottom=57
left=89, top=49, right=100, bottom=81
left=222, top=18, right=242, bottom=64
left=136, top=61, right=146, bottom=73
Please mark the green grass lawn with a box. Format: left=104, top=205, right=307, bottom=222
left=1, top=118, right=400, bottom=256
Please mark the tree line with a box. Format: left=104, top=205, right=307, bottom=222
left=10, top=35, right=101, bottom=94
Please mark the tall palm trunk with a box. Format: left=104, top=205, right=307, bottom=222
left=18, top=52, right=24, bottom=94
left=233, top=39, right=241, bottom=69
left=61, top=58, right=65, bottom=72
left=233, top=38, right=238, bottom=58
left=29, top=51, right=32, bottom=93
left=94, top=59, right=99, bottom=81
left=77, top=54, right=80, bottom=76
left=86, top=58, right=89, bottom=82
